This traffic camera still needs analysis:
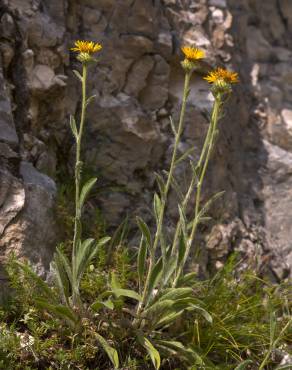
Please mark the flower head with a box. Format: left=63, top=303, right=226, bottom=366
left=181, top=45, right=205, bottom=72
left=181, top=46, right=205, bottom=61
left=204, top=67, right=238, bottom=85
left=71, top=40, right=102, bottom=63
left=204, top=67, right=238, bottom=95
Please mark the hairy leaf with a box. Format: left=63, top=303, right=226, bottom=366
left=79, top=177, right=97, bottom=210
left=138, top=335, right=161, bottom=370
left=96, top=333, right=119, bottom=369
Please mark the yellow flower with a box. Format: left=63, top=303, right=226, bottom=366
left=181, top=46, right=205, bottom=61
left=71, top=40, right=102, bottom=55
left=204, top=68, right=239, bottom=84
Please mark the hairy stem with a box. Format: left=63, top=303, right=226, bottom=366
left=72, top=63, right=87, bottom=305
left=174, top=95, right=222, bottom=285
left=138, top=71, right=192, bottom=312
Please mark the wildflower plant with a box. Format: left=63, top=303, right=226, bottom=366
left=9, top=41, right=259, bottom=370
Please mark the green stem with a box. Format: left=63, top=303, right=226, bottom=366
left=174, top=95, right=222, bottom=285
left=170, top=109, right=215, bottom=258
left=72, top=63, right=87, bottom=305
left=138, top=71, right=192, bottom=312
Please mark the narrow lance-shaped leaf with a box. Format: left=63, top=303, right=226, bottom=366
left=175, top=146, right=196, bottom=166
left=96, top=333, right=119, bottom=369
left=79, top=177, right=97, bottom=210
left=72, top=69, right=82, bottom=82
left=138, top=336, right=161, bottom=370
left=112, top=288, right=142, bottom=301
left=69, top=115, right=78, bottom=140
left=169, top=115, right=177, bottom=136
left=138, top=237, right=147, bottom=293
left=86, top=94, right=97, bottom=107
left=145, top=257, right=163, bottom=306
left=153, top=193, right=162, bottom=223
left=136, top=217, right=152, bottom=250
left=154, top=172, right=166, bottom=196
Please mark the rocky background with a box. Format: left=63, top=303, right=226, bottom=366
left=0, top=0, right=291, bottom=280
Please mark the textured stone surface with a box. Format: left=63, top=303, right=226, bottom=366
left=0, top=0, right=291, bottom=278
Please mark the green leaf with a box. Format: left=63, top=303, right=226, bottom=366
left=96, top=333, right=119, bottom=369
left=197, top=191, right=225, bottom=221
left=276, top=366, right=292, bottom=370
left=112, top=288, right=142, bottom=301
left=35, top=298, right=78, bottom=328
left=145, top=258, right=163, bottom=306
left=52, top=248, right=72, bottom=304
left=234, top=360, right=253, bottom=370
left=72, top=69, right=82, bottom=81
left=156, top=340, right=203, bottom=365
left=138, top=238, right=147, bottom=293
left=175, top=146, right=196, bottom=165
left=161, top=255, right=177, bottom=287
left=176, top=272, right=197, bottom=287
left=158, top=287, right=193, bottom=302
left=79, top=177, right=97, bottom=210
left=169, top=115, right=177, bottom=136
left=15, top=261, right=55, bottom=302
left=137, top=217, right=152, bottom=250
left=155, top=172, right=166, bottom=196
left=142, top=299, right=174, bottom=321
left=153, top=193, right=162, bottom=222
left=69, top=115, right=78, bottom=139
left=173, top=299, right=212, bottom=323
left=91, top=299, right=114, bottom=312
left=86, top=94, right=97, bottom=107
left=138, top=336, right=161, bottom=370
left=110, top=272, right=121, bottom=290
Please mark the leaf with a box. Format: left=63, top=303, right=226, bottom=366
left=79, top=177, right=97, bottom=210
left=276, top=366, right=292, bottom=370
left=136, top=217, right=152, bottom=250
left=161, top=255, right=177, bottom=287
left=15, top=261, right=55, bottom=301
left=69, top=115, right=78, bottom=139
left=112, top=288, right=142, bottom=301
left=176, top=272, right=197, bottom=287
left=52, top=248, right=72, bottom=304
left=169, top=175, right=184, bottom=201
left=138, top=336, right=161, bottom=370
left=155, top=172, right=166, bottom=196
left=158, top=287, right=193, bottom=302
left=75, top=236, right=110, bottom=288
left=175, top=146, right=196, bottom=166
left=169, top=115, right=177, bottom=136
left=91, top=299, right=114, bottom=312
left=110, top=272, right=121, bottom=290
left=156, top=340, right=203, bottom=365
left=197, top=191, right=225, bottom=220
left=96, top=333, right=119, bottom=369
left=72, top=69, right=82, bottom=81
left=138, top=238, right=147, bottom=293
left=86, top=94, right=97, bottom=107
left=145, top=258, right=163, bottom=306
left=142, top=300, right=174, bottom=321
left=153, top=193, right=162, bottom=223
left=35, top=298, right=78, bottom=328
left=234, top=360, right=253, bottom=370
left=173, top=299, right=213, bottom=323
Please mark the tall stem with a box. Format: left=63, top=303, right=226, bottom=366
left=138, top=71, right=192, bottom=311
left=72, top=64, right=87, bottom=305
left=170, top=110, right=215, bottom=257
left=174, top=95, right=221, bottom=285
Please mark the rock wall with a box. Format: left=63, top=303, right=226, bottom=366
left=0, top=0, right=291, bottom=278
